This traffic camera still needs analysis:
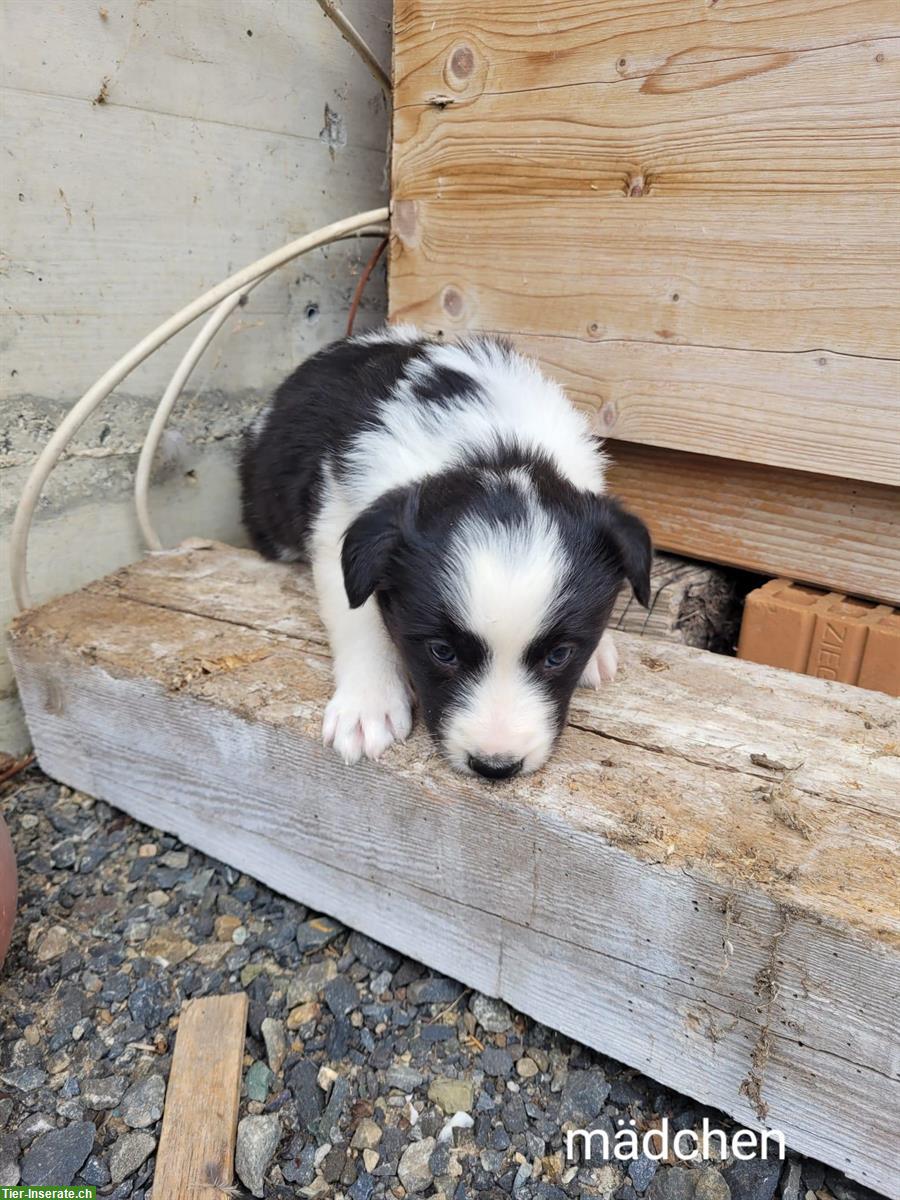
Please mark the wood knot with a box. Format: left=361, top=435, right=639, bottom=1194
left=625, top=173, right=646, bottom=197
left=444, top=43, right=478, bottom=92
left=450, top=45, right=475, bottom=78
left=441, top=286, right=464, bottom=318
left=600, top=401, right=618, bottom=430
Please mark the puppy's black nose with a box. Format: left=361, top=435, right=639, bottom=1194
left=468, top=755, right=523, bottom=780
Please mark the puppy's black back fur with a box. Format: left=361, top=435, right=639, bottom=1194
left=239, top=336, right=426, bottom=560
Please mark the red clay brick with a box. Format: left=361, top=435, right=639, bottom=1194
left=738, top=579, right=899, bottom=697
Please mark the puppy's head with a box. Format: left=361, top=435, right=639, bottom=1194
left=342, top=461, right=651, bottom=778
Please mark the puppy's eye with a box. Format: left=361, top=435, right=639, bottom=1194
left=429, top=640, right=458, bottom=666
left=544, top=644, right=573, bottom=669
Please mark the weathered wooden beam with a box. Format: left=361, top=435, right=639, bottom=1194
left=8, top=544, right=900, bottom=1197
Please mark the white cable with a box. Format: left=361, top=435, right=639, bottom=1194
left=9, top=206, right=389, bottom=612
left=135, top=223, right=389, bottom=551
left=315, top=0, right=391, bottom=96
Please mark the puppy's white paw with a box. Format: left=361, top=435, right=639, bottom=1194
left=579, top=632, right=619, bottom=688
left=322, top=677, right=413, bottom=764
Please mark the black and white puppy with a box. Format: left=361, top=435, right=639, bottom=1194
left=240, top=326, right=651, bottom=779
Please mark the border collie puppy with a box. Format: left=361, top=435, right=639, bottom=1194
left=240, top=326, right=651, bottom=778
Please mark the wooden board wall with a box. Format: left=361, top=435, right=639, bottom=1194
left=389, top=0, right=900, bottom=601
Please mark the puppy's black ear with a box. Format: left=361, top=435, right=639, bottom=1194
left=597, top=497, right=653, bottom=608
left=341, top=487, right=413, bottom=609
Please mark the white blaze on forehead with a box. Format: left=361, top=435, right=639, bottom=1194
left=440, top=509, right=568, bottom=775
left=449, top=510, right=568, bottom=648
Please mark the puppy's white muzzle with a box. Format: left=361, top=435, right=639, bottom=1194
left=441, top=666, right=557, bottom=777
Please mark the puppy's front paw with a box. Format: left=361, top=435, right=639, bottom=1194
left=579, top=632, right=619, bottom=688
left=322, top=677, right=413, bottom=764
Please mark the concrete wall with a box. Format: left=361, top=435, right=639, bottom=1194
left=1, top=0, right=391, bottom=752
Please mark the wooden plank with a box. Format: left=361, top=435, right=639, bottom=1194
left=8, top=546, right=900, bottom=1195
left=388, top=196, right=900, bottom=485
left=152, top=994, right=248, bottom=1200
left=394, top=0, right=900, bottom=104
left=394, top=37, right=900, bottom=197
left=604, top=441, right=900, bottom=606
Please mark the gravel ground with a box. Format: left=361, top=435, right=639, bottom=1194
left=0, top=768, right=883, bottom=1200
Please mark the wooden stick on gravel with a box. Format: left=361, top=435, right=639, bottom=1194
left=153, top=994, right=249, bottom=1199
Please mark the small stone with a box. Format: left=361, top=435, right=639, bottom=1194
left=319, top=1077, right=349, bottom=1143
left=193, top=942, right=231, bottom=967
left=516, top=1057, right=539, bottom=1079
left=629, top=1154, right=659, bottom=1191
left=398, top=1136, right=436, bottom=1194
left=324, top=976, right=359, bottom=1017
left=558, top=1069, right=610, bottom=1124
left=245, top=1061, right=275, bottom=1102
left=182, top=867, right=214, bottom=896
left=109, top=1130, right=156, bottom=1184
left=79, top=1153, right=111, bottom=1186
left=17, top=1114, right=57, bottom=1143
left=694, top=1167, right=731, bottom=1200
left=215, top=914, right=242, bottom=941
left=118, top=1075, right=166, bottom=1129
left=428, top=1078, right=474, bottom=1115
left=649, top=1167, right=700, bottom=1200
left=147, top=890, right=169, bottom=908
left=287, top=1002, right=319, bottom=1030
left=370, top=969, right=392, bottom=996
left=125, top=919, right=150, bottom=944
left=232, top=925, right=248, bottom=945
left=128, top=978, right=173, bottom=1027
left=138, top=843, right=158, bottom=857
left=287, top=1059, right=324, bottom=1132
left=351, top=1118, right=383, bottom=1150
left=802, top=1163, right=825, bottom=1192
left=481, top=1047, right=513, bottom=1077
left=513, top=1161, right=532, bottom=1194
left=318, top=1064, right=338, bottom=1091
left=36, top=925, right=72, bottom=962
left=0, top=1133, right=20, bottom=1187
left=143, top=930, right=196, bottom=966
left=296, top=915, right=343, bottom=954
left=407, top=977, right=462, bottom=1005
left=2, top=1066, right=47, bottom=1092
left=236, top=1114, right=281, bottom=1197
left=501, top=1094, right=527, bottom=1134
left=782, top=1159, right=802, bottom=1200
left=385, top=1065, right=425, bottom=1092
left=161, top=849, right=189, bottom=868
left=287, top=959, right=338, bottom=1006
left=723, top=1157, right=781, bottom=1200
left=21, top=1122, right=95, bottom=1186
left=348, top=931, right=400, bottom=972
left=470, top=993, right=512, bottom=1033
left=362, top=1148, right=379, bottom=1173
left=81, top=1075, right=127, bottom=1110
left=23, top=1025, right=40, bottom=1046
left=320, top=1144, right=346, bottom=1183
left=261, top=1017, right=287, bottom=1074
